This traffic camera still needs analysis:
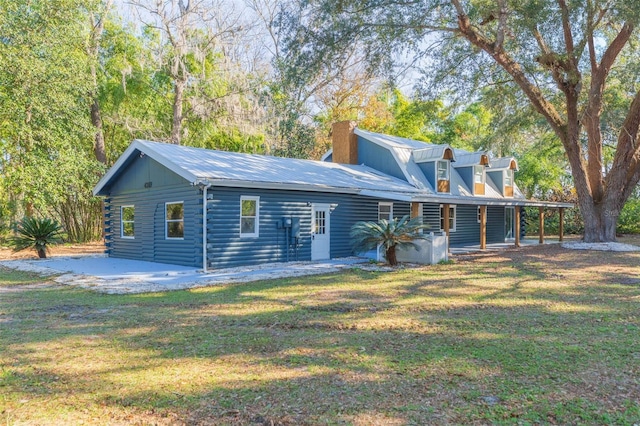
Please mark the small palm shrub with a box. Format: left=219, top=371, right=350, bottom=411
left=350, top=215, right=429, bottom=266
left=11, top=217, right=63, bottom=259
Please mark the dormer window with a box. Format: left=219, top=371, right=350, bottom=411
left=437, top=160, right=450, bottom=193
left=504, top=169, right=514, bottom=197
left=473, top=165, right=485, bottom=195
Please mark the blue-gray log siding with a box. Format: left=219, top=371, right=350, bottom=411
left=104, top=155, right=202, bottom=267
left=103, top=152, right=509, bottom=268
left=206, top=187, right=410, bottom=269
left=421, top=203, right=505, bottom=246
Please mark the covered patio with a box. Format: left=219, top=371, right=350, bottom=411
left=449, top=236, right=566, bottom=255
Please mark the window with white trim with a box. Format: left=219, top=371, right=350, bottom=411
left=121, top=206, right=135, bottom=238
left=477, top=206, right=482, bottom=224
left=437, top=160, right=450, bottom=180
left=505, top=169, right=514, bottom=187
left=439, top=204, right=456, bottom=232
left=165, top=202, right=184, bottom=239
left=474, top=165, right=485, bottom=184
left=240, top=196, right=259, bottom=237
left=378, top=202, right=393, bottom=221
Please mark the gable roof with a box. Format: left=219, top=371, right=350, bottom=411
left=93, top=140, right=423, bottom=198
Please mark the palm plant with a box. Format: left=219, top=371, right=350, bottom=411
left=11, top=217, right=63, bottom=259
left=350, top=215, right=429, bottom=266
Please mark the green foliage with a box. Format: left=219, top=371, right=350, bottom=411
left=0, top=0, right=104, bottom=241
left=617, top=198, right=640, bottom=234
left=516, top=135, right=569, bottom=199
left=350, top=215, right=428, bottom=266
left=523, top=207, right=584, bottom=236
left=439, top=103, right=493, bottom=152
left=11, top=217, right=63, bottom=258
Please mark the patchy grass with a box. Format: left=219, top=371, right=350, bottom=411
left=0, top=266, right=48, bottom=286
left=1, top=245, right=640, bottom=425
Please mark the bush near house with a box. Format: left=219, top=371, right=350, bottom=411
left=10, top=216, right=63, bottom=259
left=350, top=215, right=428, bottom=266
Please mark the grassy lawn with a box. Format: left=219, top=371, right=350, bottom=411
left=1, top=244, right=640, bottom=425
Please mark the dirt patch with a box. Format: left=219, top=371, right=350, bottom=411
left=0, top=241, right=105, bottom=260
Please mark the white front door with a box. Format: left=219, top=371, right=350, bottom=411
left=311, top=204, right=330, bottom=260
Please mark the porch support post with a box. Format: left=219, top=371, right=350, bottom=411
left=410, top=202, right=420, bottom=219
left=443, top=203, right=450, bottom=252
left=515, top=206, right=521, bottom=248
left=559, top=207, right=564, bottom=242
left=480, top=205, right=487, bottom=249
left=538, top=206, right=544, bottom=244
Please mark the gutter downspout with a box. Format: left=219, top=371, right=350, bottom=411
left=201, top=183, right=212, bottom=273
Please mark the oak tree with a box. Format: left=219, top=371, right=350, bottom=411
left=290, top=0, right=640, bottom=242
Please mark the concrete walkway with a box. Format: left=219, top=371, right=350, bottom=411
left=0, top=255, right=373, bottom=294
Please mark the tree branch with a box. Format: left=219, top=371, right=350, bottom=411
left=495, top=0, right=507, bottom=51
left=451, top=0, right=565, bottom=136
left=597, top=22, right=634, bottom=80
left=558, top=0, right=576, bottom=68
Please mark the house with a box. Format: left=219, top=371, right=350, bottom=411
left=93, top=121, right=572, bottom=269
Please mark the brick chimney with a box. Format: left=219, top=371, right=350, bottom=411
left=331, top=121, right=358, bottom=164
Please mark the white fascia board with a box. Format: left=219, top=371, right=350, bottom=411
left=93, top=140, right=198, bottom=196
left=320, top=149, right=333, bottom=161
left=392, top=147, right=423, bottom=188
left=93, top=142, right=140, bottom=195
left=359, top=190, right=415, bottom=202
left=199, top=178, right=363, bottom=194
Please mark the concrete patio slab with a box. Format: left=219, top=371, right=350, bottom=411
left=0, top=255, right=371, bottom=294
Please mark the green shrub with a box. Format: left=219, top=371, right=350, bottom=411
left=11, top=217, right=63, bottom=259
left=617, top=198, right=640, bottom=234
left=523, top=206, right=583, bottom=236
left=350, top=215, right=429, bottom=266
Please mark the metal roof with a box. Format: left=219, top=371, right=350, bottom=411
left=93, top=140, right=424, bottom=197
left=412, top=145, right=457, bottom=163
left=354, top=128, right=431, bottom=150
left=94, top=138, right=572, bottom=208
left=453, top=151, right=490, bottom=168
left=490, top=156, right=519, bottom=171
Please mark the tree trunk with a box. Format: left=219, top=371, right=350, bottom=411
left=171, top=79, right=185, bottom=145
left=37, top=248, right=46, bottom=259
left=91, top=97, right=106, bottom=164
left=451, top=3, right=639, bottom=243
left=87, top=2, right=111, bottom=163
left=581, top=203, right=619, bottom=242
left=386, top=245, right=398, bottom=266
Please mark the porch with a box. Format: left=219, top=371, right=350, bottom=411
left=449, top=236, right=565, bottom=255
